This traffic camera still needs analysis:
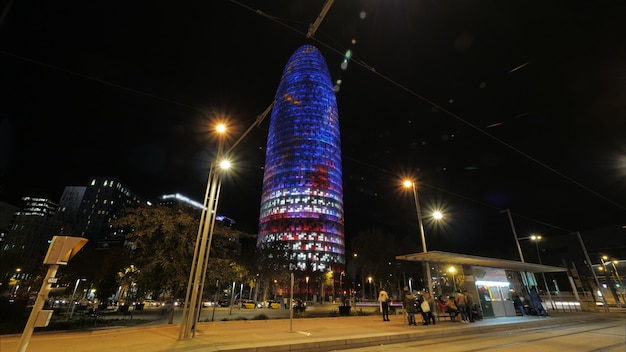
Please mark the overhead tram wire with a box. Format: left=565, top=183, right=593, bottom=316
left=342, top=155, right=574, bottom=234
left=237, top=1, right=626, bottom=213
left=0, top=51, right=211, bottom=116
left=3, top=5, right=615, bottom=234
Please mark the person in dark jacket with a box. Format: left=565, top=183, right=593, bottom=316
left=529, top=287, right=548, bottom=316
left=513, top=294, right=527, bottom=316
left=403, top=290, right=418, bottom=326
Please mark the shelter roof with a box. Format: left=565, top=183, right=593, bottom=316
left=395, top=250, right=567, bottom=273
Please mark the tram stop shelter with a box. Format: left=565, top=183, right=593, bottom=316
left=396, top=250, right=570, bottom=317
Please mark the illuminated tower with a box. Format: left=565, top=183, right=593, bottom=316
left=258, top=45, right=344, bottom=273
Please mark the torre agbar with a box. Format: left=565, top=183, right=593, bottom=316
left=258, top=45, right=345, bottom=273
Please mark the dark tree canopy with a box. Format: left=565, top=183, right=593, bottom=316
left=112, top=203, right=254, bottom=299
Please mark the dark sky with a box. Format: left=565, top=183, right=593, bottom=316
left=1, top=1, right=624, bottom=258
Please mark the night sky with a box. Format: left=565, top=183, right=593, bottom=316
left=1, top=1, right=624, bottom=259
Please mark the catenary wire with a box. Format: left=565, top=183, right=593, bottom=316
left=0, top=4, right=615, bottom=234
left=233, top=0, right=625, bottom=214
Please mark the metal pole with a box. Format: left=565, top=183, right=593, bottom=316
left=289, top=273, right=294, bottom=332
left=178, top=166, right=214, bottom=340
left=610, top=261, right=625, bottom=305
left=601, top=259, right=621, bottom=305
left=535, top=242, right=555, bottom=310
left=193, top=173, right=223, bottom=332
left=575, top=231, right=609, bottom=311
left=502, top=209, right=524, bottom=262
left=68, top=278, right=84, bottom=319
left=179, top=102, right=274, bottom=340
left=412, top=183, right=433, bottom=296
left=452, top=270, right=457, bottom=292
left=229, top=281, right=236, bottom=315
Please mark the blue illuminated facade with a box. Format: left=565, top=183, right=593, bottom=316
left=258, top=45, right=344, bottom=273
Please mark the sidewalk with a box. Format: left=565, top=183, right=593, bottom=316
left=0, top=311, right=608, bottom=352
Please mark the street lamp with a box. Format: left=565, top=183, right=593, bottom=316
left=601, top=256, right=624, bottom=305
left=179, top=123, right=228, bottom=340
left=518, top=235, right=554, bottom=309
left=179, top=101, right=275, bottom=340
left=367, top=276, right=373, bottom=299
left=305, top=276, right=309, bottom=302
left=574, top=231, right=608, bottom=311
left=607, top=259, right=624, bottom=301
left=339, top=271, right=345, bottom=297
left=68, top=278, right=86, bottom=319
left=448, top=266, right=457, bottom=292
left=403, top=179, right=433, bottom=296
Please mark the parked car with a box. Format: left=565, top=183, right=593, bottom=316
left=142, top=299, right=161, bottom=307
left=241, top=300, right=261, bottom=309
left=263, top=300, right=282, bottom=309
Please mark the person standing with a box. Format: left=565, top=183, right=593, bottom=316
left=529, top=287, right=549, bottom=316
left=455, top=290, right=468, bottom=323
left=403, top=289, right=418, bottom=325
left=421, top=292, right=436, bottom=325
left=378, top=288, right=390, bottom=321
left=464, top=290, right=476, bottom=322
left=513, top=294, right=527, bottom=316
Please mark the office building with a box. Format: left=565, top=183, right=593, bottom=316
left=258, top=45, right=345, bottom=273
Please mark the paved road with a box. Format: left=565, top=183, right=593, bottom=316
left=3, top=311, right=623, bottom=352
left=340, top=314, right=626, bottom=352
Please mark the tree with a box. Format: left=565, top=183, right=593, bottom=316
left=255, top=241, right=291, bottom=302
left=112, top=203, right=254, bottom=301
left=351, top=228, right=401, bottom=297
left=112, top=204, right=198, bottom=299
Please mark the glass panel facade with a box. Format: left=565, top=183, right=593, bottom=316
left=258, top=45, right=345, bottom=273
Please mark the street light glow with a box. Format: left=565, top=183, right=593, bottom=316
left=433, top=211, right=443, bottom=220
left=215, top=123, right=227, bottom=134
left=219, top=159, right=231, bottom=170
left=403, top=179, right=413, bottom=188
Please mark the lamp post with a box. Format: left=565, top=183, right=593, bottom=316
left=68, top=278, right=86, bottom=319
left=607, top=259, right=625, bottom=303
left=601, top=256, right=624, bottom=306
left=448, top=266, right=457, bottom=292
left=179, top=124, right=228, bottom=339
left=518, top=235, right=554, bottom=309
left=403, top=180, right=433, bottom=296
left=339, top=271, right=345, bottom=297
left=575, top=231, right=608, bottom=311
left=179, top=102, right=275, bottom=340
left=367, top=276, right=373, bottom=299
left=501, top=209, right=524, bottom=262
left=305, top=276, right=309, bottom=302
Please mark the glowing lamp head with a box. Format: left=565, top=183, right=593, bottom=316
left=403, top=180, right=413, bottom=188
left=215, top=123, right=227, bottom=134
left=433, top=211, right=443, bottom=220
left=219, top=159, right=231, bottom=170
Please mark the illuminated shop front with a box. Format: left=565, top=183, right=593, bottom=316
left=474, top=266, right=519, bottom=317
